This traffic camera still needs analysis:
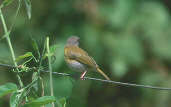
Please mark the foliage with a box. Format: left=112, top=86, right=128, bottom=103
left=1, top=0, right=171, bottom=107
left=0, top=83, right=17, bottom=98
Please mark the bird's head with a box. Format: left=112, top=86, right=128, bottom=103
left=66, top=36, right=80, bottom=46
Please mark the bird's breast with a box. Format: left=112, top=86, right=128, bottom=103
left=65, top=58, right=86, bottom=72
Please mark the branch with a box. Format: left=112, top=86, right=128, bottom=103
left=1, top=63, right=171, bottom=90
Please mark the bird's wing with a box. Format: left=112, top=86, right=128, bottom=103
left=64, top=46, right=98, bottom=68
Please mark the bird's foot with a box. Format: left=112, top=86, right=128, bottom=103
left=80, top=71, right=87, bottom=80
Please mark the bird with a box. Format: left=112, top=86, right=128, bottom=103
left=64, top=36, right=110, bottom=80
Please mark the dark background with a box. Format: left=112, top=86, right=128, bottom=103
left=1, top=0, right=171, bottom=107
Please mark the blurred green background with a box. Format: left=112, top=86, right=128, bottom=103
left=1, top=0, right=171, bottom=107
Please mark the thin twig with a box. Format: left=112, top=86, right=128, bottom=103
left=1, top=63, right=171, bottom=90
left=0, top=63, right=16, bottom=68
left=0, top=8, right=23, bottom=88
left=46, top=37, right=55, bottom=107
left=40, top=77, right=45, bottom=107
left=43, top=71, right=171, bottom=91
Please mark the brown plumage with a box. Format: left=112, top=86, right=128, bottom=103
left=65, top=46, right=97, bottom=68
left=64, top=36, right=110, bottom=80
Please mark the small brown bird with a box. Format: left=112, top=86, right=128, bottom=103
left=64, top=36, right=110, bottom=80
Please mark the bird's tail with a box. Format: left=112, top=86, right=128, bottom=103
left=96, top=68, right=110, bottom=80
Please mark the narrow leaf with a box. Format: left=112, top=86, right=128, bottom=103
left=0, top=31, right=10, bottom=40
left=50, top=44, right=58, bottom=55
left=0, top=0, right=14, bottom=8
left=24, top=0, right=31, bottom=19
left=24, top=96, right=56, bottom=107
left=10, top=92, right=19, bottom=107
left=42, top=44, right=58, bottom=59
left=16, top=52, right=33, bottom=62
left=10, top=88, right=29, bottom=107
left=31, top=39, right=39, bottom=54
left=0, top=83, right=17, bottom=98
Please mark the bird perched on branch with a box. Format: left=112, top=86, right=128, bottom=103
left=64, top=36, right=110, bottom=80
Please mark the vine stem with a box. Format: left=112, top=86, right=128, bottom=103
left=46, top=37, right=55, bottom=107
left=0, top=8, right=23, bottom=88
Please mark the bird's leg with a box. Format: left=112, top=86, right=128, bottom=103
left=80, top=71, right=87, bottom=80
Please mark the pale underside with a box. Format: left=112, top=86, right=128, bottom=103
left=65, top=59, right=87, bottom=72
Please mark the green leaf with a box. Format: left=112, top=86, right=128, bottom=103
left=16, top=52, right=33, bottom=62
left=0, top=31, right=10, bottom=40
left=43, top=44, right=58, bottom=60
left=10, top=92, right=19, bottom=107
left=31, top=38, right=41, bottom=59
left=0, top=0, right=14, bottom=8
left=24, top=0, right=32, bottom=19
left=58, top=97, right=66, bottom=107
left=24, top=96, right=56, bottom=107
left=31, top=39, right=39, bottom=53
left=10, top=88, right=28, bottom=107
left=50, top=44, right=58, bottom=55
left=0, top=83, right=17, bottom=98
